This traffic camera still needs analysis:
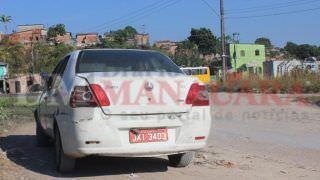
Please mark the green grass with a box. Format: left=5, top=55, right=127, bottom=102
left=0, top=96, right=37, bottom=134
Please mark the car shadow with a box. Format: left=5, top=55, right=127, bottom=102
left=0, top=135, right=169, bottom=178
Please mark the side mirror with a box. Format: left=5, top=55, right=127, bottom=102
left=40, top=72, right=51, bottom=91
left=40, top=72, right=50, bottom=80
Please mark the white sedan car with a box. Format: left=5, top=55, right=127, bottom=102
left=34, top=49, right=212, bottom=172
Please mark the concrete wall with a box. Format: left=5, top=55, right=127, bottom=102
left=8, top=74, right=41, bottom=94
left=18, top=24, right=44, bottom=32
left=263, top=60, right=319, bottom=77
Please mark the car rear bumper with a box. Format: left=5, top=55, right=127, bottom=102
left=74, top=143, right=205, bottom=157
left=56, top=107, right=211, bottom=158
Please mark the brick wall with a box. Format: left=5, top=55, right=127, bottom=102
left=76, top=33, right=98, bottom=47
left=55, top=32, right=72, bottom=44
left=9, top=29, right=46, bottom=45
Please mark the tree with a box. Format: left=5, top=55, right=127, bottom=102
left=112, top=26, right=138, bottom=45
left=173, top=40, right=202, bottom=66
left=295, top=44, right=319, bottom=59
left=0, top=15, right=12, bottom=34
left=47, top=24, right=67, bottom=43
left=255, top=37, right=272, bottom=48
left=284, top=42, right=298, bottom=57
left=284, top=42, right=320, bottom=59
left=188, top=28, right=218, bottom=55
left=0, top=42, right=28, bottom=75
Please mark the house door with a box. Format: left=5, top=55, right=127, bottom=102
left=15, top=81, right=21, bottom=93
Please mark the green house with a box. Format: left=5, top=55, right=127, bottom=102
left=229, top=44, right=266, bottom=76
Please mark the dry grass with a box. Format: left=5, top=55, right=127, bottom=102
left=211, top=70, right=320, bottom=94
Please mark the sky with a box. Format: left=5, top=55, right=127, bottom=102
left=0, top=0, right=320, bottom=47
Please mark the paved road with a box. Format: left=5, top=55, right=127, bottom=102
left=1, top=93, right=320, bottom=179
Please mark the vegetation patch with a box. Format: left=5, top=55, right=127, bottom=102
left=211, top=70, right=320, bottom=94
left=0, top=97, right=36, bottom=135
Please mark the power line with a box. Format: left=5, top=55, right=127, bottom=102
left=109, top=0, right=182, bottom=31
left=226, top=0, right=320, bottom=14
left=92, top=0, right=181, bottom=33
left=226, top=0, right=318, bottom=12
left=81, top=0, right=172, bottom=32
left=199, top=0, right=220, bottom=17
left=227, top=6, right=320, bottom=19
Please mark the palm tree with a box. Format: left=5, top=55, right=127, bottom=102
left=0, top=15, right=12, bottom=34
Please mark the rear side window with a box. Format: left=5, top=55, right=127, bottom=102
left=76, top=50, right=183, bottom=73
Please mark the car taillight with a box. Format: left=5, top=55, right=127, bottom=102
left=90, top=84, right=110, bottom=106
left=185, top=83, right=209, bottom=106
left=70, top=84, right=110, bottom=108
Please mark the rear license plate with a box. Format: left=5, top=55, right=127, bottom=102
left=129, top=128, right=168, bottom=144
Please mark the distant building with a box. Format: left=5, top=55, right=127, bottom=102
left=9, top=24, right=47, bottom=45
left=134, top=34, right=149, bottom=47
left=229, top=43, right=266, bottom=76
left=304, top=57, right=319, bottom=73
left=154, top=40, right=178, bottom=55
left=126, top=38, right=136, bottom=46
left=76, top=33, right=98, bottom=47
left=54, top=32, right=73, bottom=45
left=7, top=74, right=42, bottom=94
left=264, top=59, right=319, bottom=77
left=264, top=60, right=301, bottom=77
left=18, top=24, right=45, bottom=32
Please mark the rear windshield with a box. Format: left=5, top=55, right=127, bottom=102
left=76, top=50, right=183, bottom=73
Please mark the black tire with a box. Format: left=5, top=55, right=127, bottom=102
left=168, top=152, right=195, bottom=167
left=35, top=110, right=51, bottom=147
left=55, top=127, right=76, bottom=173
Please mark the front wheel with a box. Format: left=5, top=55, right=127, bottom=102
left=35, top=110, right=51, bottom=147
left=168, top=152, right=195, bottom=167
left=54, top=127, right=76, bottom=173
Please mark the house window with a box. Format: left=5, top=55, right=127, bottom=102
left=240, top=50, right=245, bottom=57
left=255, top=49, right=260, bottom=56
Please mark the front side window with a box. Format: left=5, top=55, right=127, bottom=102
left=48, top=56, right=70, bottom=90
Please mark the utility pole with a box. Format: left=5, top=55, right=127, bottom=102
left=220, top=0, right=227, bottom=83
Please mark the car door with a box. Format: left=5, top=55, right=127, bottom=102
left=38, top=60, right=64, bottom=132
left=44, top=56, right=70, bottom=136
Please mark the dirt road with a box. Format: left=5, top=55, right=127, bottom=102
left=1, top=93, right=320, bottom=179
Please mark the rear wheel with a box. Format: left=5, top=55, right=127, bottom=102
left=35, top=110, right=51, bottom=147
left=168, top=152, right=195, bottom=167
left=54, top=127, right=76, bottom=173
